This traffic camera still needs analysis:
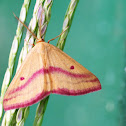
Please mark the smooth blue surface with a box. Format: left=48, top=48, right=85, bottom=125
left=0, top=0, right=125, bottom=125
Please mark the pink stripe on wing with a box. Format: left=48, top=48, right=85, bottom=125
left=4, top=84, right=101, bottom=111
left=4, top=91, right=50, bottom=111
left=52, top=84, right=101, bottom=96
left=4, top=78, right=99, bottom=102
left=8, top=66, right=90, bottom=95
left=50, top=66, right=90, bottom=78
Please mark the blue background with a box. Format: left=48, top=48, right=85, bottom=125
left=0, top=0, right=125, bottom=125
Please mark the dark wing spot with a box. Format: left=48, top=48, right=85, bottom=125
left=20, top=77, right=25, bottom=81
left=70, top=66, right=74, bottom=69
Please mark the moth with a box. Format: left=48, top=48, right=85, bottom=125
left=3, top=14, right=101, bottom=111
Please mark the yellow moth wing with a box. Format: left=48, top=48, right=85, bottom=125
left=3, top=43, right=51, bottom=110
left=45, top=43, right=101, bottom=95
left=3, top=42, right=101, bottom=111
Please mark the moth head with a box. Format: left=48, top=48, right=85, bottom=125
left=36, top=38, right=45, bottom=43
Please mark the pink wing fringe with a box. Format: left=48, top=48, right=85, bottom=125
left=4, top=85, right=101, bottom=111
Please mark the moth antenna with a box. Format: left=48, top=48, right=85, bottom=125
left=47, top=26, right=69, bottom=43
left=13, top=12, right=38, bottom=40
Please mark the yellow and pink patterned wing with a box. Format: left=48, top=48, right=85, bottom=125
left=46, top=43, right=101, bottom=96
left=3, top=42, right=101, bottom=111
left=3, top=43, right=51, bottom=111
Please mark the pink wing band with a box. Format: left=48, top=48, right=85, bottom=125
left=4, top=91, right=50, bottom=111
left=4, top=85, right=101, bottom=111
left=4, top=66, right=101, bottom=110
left=4, top=77, right=99, bottom=102
left=8, top=66, right=91, bottom=95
